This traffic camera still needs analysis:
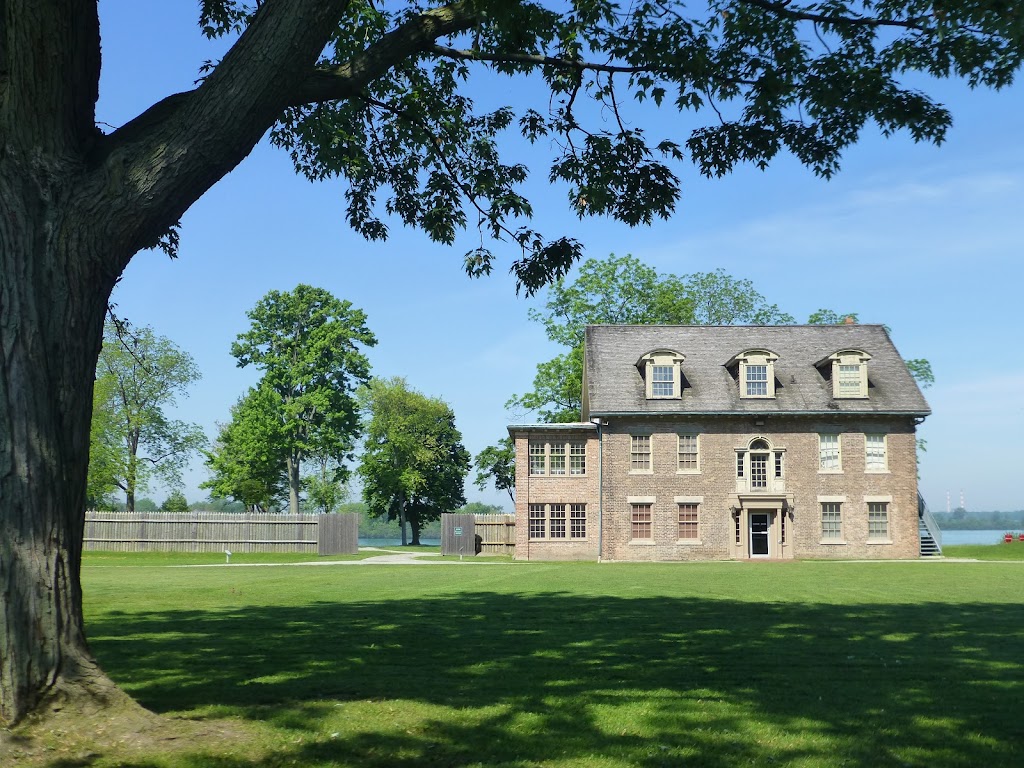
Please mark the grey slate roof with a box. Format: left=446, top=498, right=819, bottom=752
left=584, top=324, right=930, bottom=417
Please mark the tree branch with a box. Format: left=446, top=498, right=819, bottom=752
left=431, top=45, right=653, bottom=75
left=290, top=2, right=482, bottom=106
left=430, top=44, right=760, bottom=87
left=737, top=0, right=929, bottom=31
left=92, top=0, right=354, bottom=264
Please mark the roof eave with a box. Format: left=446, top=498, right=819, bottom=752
left=586, top=409, right=931, bottom=419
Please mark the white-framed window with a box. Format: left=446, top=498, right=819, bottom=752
left=746, top=364, right=769, bottom=397
left=868, top=502, right=889, bottom=539
left=570, top=504, right=587, bottom=538
left=677, top=503, right=699, bottom=540
left=652, top=366, right=674, bottom=397
left=638, top=350, right=685, bottom=399
left=529, top=503, right=586, bottom=540
left=630, top=435, right=652, bottom=472
left=528, top=503, right=546, bottom=538
left=549, top=443, right=566, bottom=475
left=569, top=443, right=586, bottom=475
left=865, top=434, right=887, bottom=472
left=732, top=350, right=778, bottom=399
left=631, top=503, right=653, bottom=540
left=677, top=434, right=699, bottom=473
left=529, top=438, right=586, bottom=476
left=550, top=504, right=566, bottom=537
left=819, top=434, right=842, bottom=472
left=821, top=502, right=843, bottom=540
left=825, top=350, right=871, bottom=399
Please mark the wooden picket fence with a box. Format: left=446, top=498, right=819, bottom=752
left=83, top=511, right=358, bottom=555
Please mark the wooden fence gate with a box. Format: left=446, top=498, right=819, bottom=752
left=440, top=513, right=515, bottom=556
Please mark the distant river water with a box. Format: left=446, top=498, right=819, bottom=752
left=359, top=538, right=441, bottom=547
left=942, top=530, right=1017, bottom=546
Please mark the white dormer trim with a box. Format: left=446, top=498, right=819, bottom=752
left=637, top=349, right=685, bottom=399
left=826, top=349, right=871, bottom=399
left=730, top=349, right=778, bottom=399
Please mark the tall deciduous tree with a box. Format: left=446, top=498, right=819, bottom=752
left=202, top=384, right=289, bottom=513
left=93, top=323, right=206, bottom=512
left=359, top=378, right=470, bottom=546
left=231, top=285, right=375, bottom=515
left=2, top=0, right=1022, bottom=725
left=86, top=373, right=121, bottom=509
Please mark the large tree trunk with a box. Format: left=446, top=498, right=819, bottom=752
left=409, top=511, right=421, bottom=546
left=0, top=0, right=467, bottom=728
left=0, top=172, right=121, bottom=723
left=287, top=453, right=301, bottom=515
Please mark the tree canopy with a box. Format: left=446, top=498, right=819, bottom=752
left=91, top=323, right=206, bottom=512
left=507, top=255, right=794, bottom=422
left=231, top=285, right=376, bottom=514
left=473, top=437, right=517, bottom=504
left=203, top=383, right=289, bottom=513
left=358, top=377, right=470, bottom=545
left=2, top=0, right=1021, bottom=725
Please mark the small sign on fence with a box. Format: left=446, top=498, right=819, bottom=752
left=454, top=526, right=463, bottom=536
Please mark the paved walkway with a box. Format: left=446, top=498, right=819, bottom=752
left=167, top=548, right=510, bottom=568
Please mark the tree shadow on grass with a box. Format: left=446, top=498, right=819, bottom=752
left=87, top=593, right=1024, bottom=767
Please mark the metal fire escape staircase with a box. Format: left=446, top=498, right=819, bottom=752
left=918, top=493, right=942, bottom=557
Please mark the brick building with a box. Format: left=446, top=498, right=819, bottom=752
left=509, top=323, right=933, bottom=561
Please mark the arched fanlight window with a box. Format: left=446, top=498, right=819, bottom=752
left=737, top=436, right=785, bottom=490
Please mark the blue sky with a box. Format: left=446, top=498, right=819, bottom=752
left=97, top=3, right=1023, bottom=512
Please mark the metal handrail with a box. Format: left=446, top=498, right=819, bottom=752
left=918, top=492, right=942, bottom=551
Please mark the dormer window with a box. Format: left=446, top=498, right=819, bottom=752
left=730, top=350, right=778, bottom=399
left=638, top=350, right=685, bottom=400
left=824, top=349, right=871, bottom=399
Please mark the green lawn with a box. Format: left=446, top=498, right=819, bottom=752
left=943, top=543, right=1024, bottom=561
left=77, top=556, right=1024, bottom=767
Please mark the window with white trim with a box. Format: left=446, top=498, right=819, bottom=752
left=652, top=366, right=674, bottom=396
left=569, top=443, right=587, bottom=475
left=529, top=503, right=586, bottom=540
left=529, top=438, right=586, bottom=476
left=528, top=504, right=546, bottom=538
left=549, top=443, right=566, bottom=475
left=631, top=503, right=653, bottom=540
left=865, top=434, right=887, bottom=472
left=639, top=350, right=685, bottom=399
left=732, top=350, right=779, bottom=399
left=819, top=434, right=842, bottom=472
left=677, top=503, right=699, bottom=540
left=825, top=349, right=871, bottom=399
left=570, top=504, right=587, bottom=538
left=746, top=364, right=769, bottom=397
left=630, top=435, right=652, bottom=472
left=550, top=504, right=566, bottom=537
left=868, top=502, right=889, bottom=539
left=677, top=434, right=699, bottom=472
left=821, top=502, right=843, bottom=540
